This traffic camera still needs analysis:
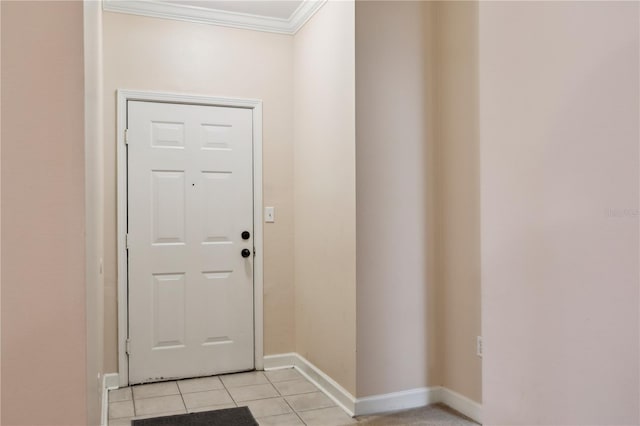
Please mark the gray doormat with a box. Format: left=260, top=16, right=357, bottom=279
left=131, top=407, right=258, bottom=426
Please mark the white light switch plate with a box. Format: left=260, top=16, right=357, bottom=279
left=265, top=207, right=275, bottom=223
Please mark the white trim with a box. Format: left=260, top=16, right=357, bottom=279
left=101, top=373, right=119, bottom=426
left=288, top=0, right=327, bottom=33
left=83, top=1, right=105, bottom=425
left=356, top=386, right=482, bottom=423
left=117, top=91, right=128, bottom=386
left=354, top=387, right=441, bottom=417
left=105, top=372, right=120, bottom=390
left=263, top=353, right=298, bottom=370
left=263, top=353, right=483, bottom=423
left=293, top=355, right=356, bottom=416
left=439, top=387, right=483, bottom=424
left=117, top=89, right=264, bottom=386
left=263, top=353, right=356, bottom=416
left=103, top=0, right=326, bottom=35
left=252, top=102, right=264, bottom=371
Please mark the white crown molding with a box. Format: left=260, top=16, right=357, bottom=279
left=288, top=0, right=326, bottom=34
left=102, top=0, right=327, bottom=34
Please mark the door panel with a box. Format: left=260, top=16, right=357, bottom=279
left=152, top=273, right=186, bottom=349
left=151, top=171, right=186, bottom=245
left=127, top=101, right=254, bottom=384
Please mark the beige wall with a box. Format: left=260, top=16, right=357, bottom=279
left=85, top=1, right=105, bottom=424
left=0, top=2, right=3, bottom=421
left=293, top=1, right=357, bottom=395
left=0, top=1, right=3, bottom=421
left=2, top=4, right=636, bottom=424
left=102, top=12, right=295, bottom=371
left=434, top=1, right=482, bottom=403
left=479, top=2, right=639, bottom=424
left=354, top=0, right=439, bottom=397
left=1, top=2, right=88, bottom=424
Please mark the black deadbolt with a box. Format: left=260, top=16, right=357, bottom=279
left=242, top=231, right=251, bottom=240
left=241, top=248, right=251, bottom=258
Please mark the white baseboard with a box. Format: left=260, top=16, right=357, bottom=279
left=263, top=353, right=482, bottom=424
left=263, top=353, right=298, bottom=370
left=101, top=373, right=120, bottom=426
left=356, top=386, right=481, bottom=423
left=292, top=354, right=356, bottom=416
left=264, top=353, right=356, bottom=416
left=354, top=387, right=441, bottom=417
left=439, top=386, right=482, bottom=424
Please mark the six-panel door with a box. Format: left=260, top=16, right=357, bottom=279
left=127, top=101, right=254, bottom=384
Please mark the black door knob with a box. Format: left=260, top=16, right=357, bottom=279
left=242, top=231, right=251, bottom=240
left=241, top=248, right=251, bottom=258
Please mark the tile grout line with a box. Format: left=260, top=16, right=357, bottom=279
left=107, top=389, right=138, bottom=421
left=131, top=382, right=188, bottom=418
left=224, top=371, right=282, bottom=406
left=181, top=377, right=239, bottom=412
left=268, top=369, right=350, bottom=425
left=283, top=396, right=309, bottom=426
left=276, top=373, right=353, bottom=424
left=124, top=371, right=344, bottom=425
left=266, top=370, right=322, bottom=400
left=176, top=381, right=189, bottom=413
left=219, top=373, right=241, bottom=408
left=131, top=387, right=138, bottom=417
left=265, top=369, right=309, bottom=426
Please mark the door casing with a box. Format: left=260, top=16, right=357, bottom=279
left=116, top=89, right=264, bottom=386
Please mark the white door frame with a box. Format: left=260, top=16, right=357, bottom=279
left=116, top=89, right=264, bottom=386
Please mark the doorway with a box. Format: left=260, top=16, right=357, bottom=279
left=117, top=91, right=264, bottom=386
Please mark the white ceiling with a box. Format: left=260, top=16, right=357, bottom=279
left=161, top=1, right=304, bottom=20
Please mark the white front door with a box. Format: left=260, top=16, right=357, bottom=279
left=127, top=100, right=254, bottom=384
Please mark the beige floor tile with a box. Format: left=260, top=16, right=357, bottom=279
left=220, top=371, right=269, bottom=388
left=241, top=397, right=293, bottom=418
left=187, top=403, right=237, bottom=414
left=228, top=383, right=279, bottom=402
left=272, top=378, right=317, bottom=396
left=285, top=391, right=335, bottom=412
left=177, top=376, right=224, bottom=394
left=107, top=417, right=134, bottom=426
left=134, top=394, right=186, bottom=416
left=258, top=413, right=305, bottom=426
left=182, top=389, right=234, bottom=409
left=109, top=387, right=132, bottom=403
left=298, top=406, right=356, bottom=426
left=264, top=368, right=302, bottom=383
left=109, top=401, right=135, bottom=419
left=132, top=381, right=179, bottom=399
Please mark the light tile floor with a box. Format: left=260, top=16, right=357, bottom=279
left=108, top=369, right=477, bottom=426
left=108, top=368, right=355, bottom=426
